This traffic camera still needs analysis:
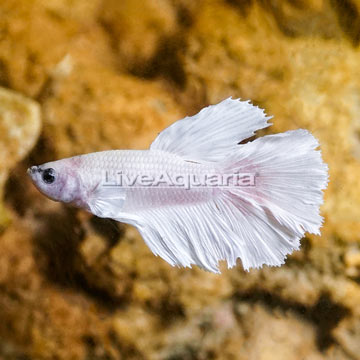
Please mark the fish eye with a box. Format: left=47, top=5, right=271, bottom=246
left=42, top=168, right=56, bottom=184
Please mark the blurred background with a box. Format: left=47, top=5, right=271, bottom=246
left=0, top=0, right=360, bottom=359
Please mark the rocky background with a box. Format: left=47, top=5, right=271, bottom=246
left=0, top=0, right=360, bottom=359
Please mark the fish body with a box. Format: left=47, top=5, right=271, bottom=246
left=31, top=150, right=216, bottom=210
left=28, top=98, right=328, bottom=273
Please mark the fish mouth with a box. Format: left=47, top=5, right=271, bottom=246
left=27, top=166, right=41, bottom=177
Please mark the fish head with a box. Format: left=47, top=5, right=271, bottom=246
left=27, top=158, right=82, bottom=204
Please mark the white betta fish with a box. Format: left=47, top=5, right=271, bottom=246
left=28, top=98, right=328, bottom=273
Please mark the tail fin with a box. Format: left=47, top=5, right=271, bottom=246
left=219, top=129, right=328, bottom=270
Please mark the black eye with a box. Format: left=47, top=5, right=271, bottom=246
left=42, top=168, right=56, bottom=184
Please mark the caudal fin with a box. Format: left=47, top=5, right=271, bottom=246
left=219, top=129, right=328, bottom=270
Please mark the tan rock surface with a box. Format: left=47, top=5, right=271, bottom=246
left=0, top=0, right=360, bottom=359
left=0, top=87, right=41, bottom=230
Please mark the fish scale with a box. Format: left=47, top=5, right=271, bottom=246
left=76, top=149, right=217, bottom=210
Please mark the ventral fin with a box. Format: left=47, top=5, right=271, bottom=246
left=87, top=183, right=126, bottom=219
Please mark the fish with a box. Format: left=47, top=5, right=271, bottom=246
left=28, top=98, right=328, bottom=273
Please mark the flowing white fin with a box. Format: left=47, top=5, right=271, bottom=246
left=218, top=129, right=329, bottom=270
left=88, top=184, right=126, bottom=219
left=116, top=130, right=328, bottom=273
left=150, top=97, right=272, bottom=162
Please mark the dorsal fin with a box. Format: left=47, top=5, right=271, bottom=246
left=150, top=97, right=272, bottom=162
